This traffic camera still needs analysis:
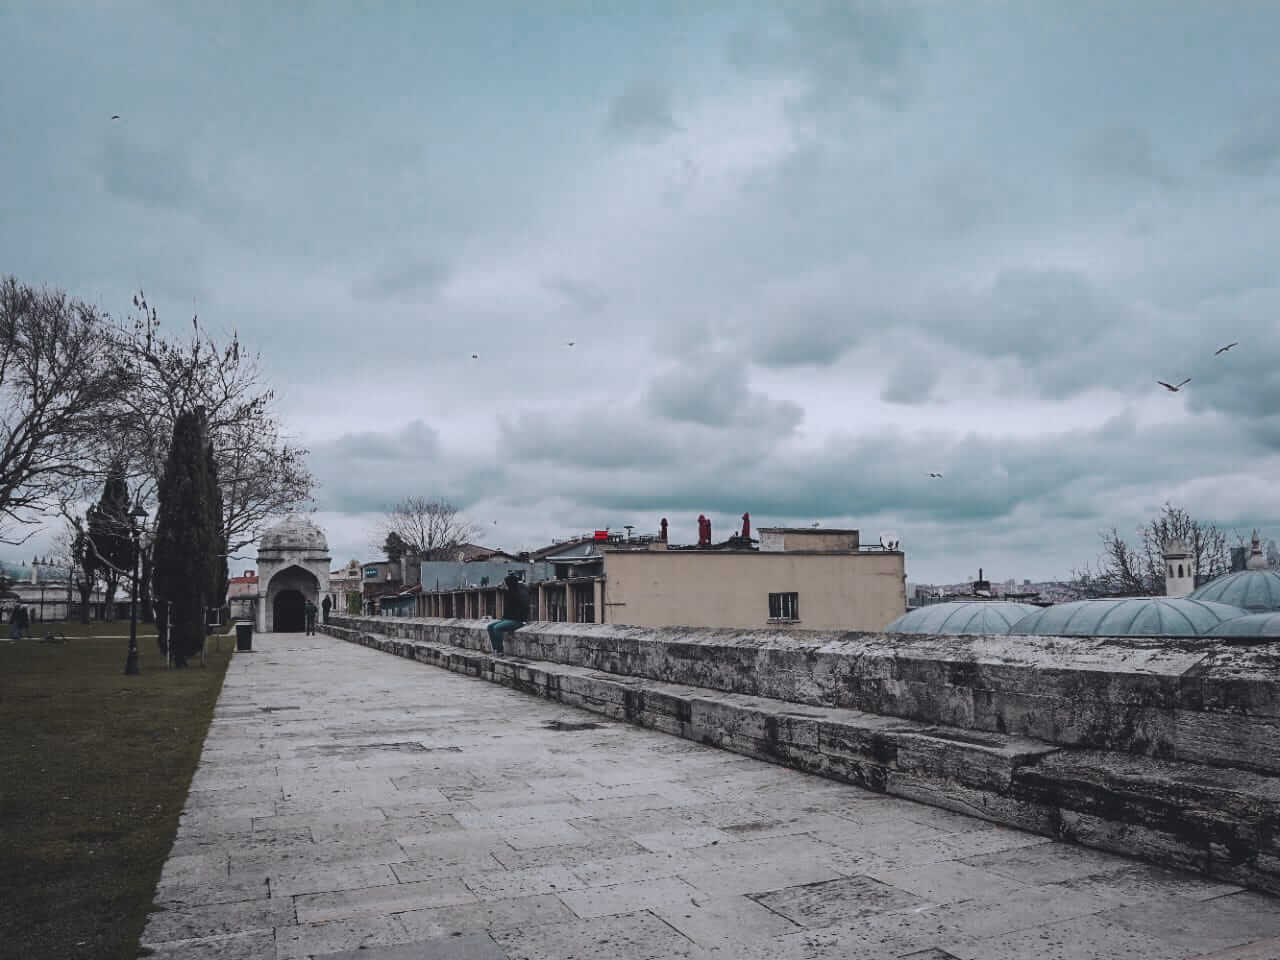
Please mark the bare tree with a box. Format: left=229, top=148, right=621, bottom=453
left=378, top=497, right=478, bottom=561
left=1073, top=503, right=1231, bottom=597
left=108, top=293, right=314, bottom=557
left=0, top=278, right=130, bottom=542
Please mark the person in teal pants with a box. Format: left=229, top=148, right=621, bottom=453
left=487, top=572, right=529, bottom=654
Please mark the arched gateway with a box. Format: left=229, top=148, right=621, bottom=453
left=256, top=515, right=330, bottom=632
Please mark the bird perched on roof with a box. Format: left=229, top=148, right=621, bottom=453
left=928, top=472, right=943, bottom=478
left=1215, top=342, right=1239, bottom=355
left=1157, top=378, right=1191, bottom=392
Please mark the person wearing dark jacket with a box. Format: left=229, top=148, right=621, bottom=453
left=487, top=572, right=528, bottom=654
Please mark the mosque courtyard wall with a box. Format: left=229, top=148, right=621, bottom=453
left=323, top=613, right=1280, bottom=897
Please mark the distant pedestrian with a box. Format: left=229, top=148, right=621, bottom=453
left=487, top=572, right=528, bottom=655
left=304, top=599, right=317, bottom=635
left=13, top=605, right=28, bottom=640
left=321, top=595, right=331, bottom=624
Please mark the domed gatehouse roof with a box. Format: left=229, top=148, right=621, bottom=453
left=1206, top=612, right=1280, bottom=640
left=258, top=514, right=329, bottom=555
left=1006, top=597, right=1246, bottom=638
left=885, top=601, right=1042, bottom=635
left=1188, top=569, right=1280, bottom=612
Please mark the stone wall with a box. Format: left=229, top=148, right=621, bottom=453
left=324, top=615, right=1280, bottom=895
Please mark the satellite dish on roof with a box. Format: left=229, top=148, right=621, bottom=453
left=879, top=531, right=900, bottom=549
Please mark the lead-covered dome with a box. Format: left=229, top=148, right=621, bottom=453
left=1007, top=597, right=1245, bottom=638
left=258, top=514, right=328, bottom=554
left=885, top=601, right=1042, bottom=635
left=1206, top=612, right=1280, bottom=639
left=1188, top=570, right=1280, bottom=612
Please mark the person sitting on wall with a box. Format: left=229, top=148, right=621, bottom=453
left=305, top=599, right=318, bottom=635
left=487, top=572, right=528, bottom=655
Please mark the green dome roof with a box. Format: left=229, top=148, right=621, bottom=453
left=1188, top=570, right=1280, bottom=611
left=1206, top=612, right=1280, bottom=639
left=1006, top=597, right=1245, bottom=638
left=885, top=601, right=1042, bottom=635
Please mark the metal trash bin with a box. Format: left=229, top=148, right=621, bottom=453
left=235, top=621, right=253, bottom=652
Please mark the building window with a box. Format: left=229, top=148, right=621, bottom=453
left=768, top=592, right=800, bottom=622
left=1178, top=564, right=1184, bottom=578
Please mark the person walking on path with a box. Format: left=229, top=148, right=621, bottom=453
left=321, top=595, right=331, bottom=624
left=487, top=572, right=528, bottom=655
left=305, top=599, right=317, bottom=635
left=13, top=605, right=28, bottom=640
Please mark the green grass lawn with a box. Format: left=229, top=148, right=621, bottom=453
left=0, top=631, right=232, bottom=960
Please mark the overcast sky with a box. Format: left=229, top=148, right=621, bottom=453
left=3, top=2, right=1280, bottom=583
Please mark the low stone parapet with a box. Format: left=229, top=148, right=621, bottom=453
left=324, top=616, right=1280, bottom=895
left=329, top=615, right=1280, bottom=774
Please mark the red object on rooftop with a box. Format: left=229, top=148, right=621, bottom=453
left=741, top=512, right=750, bottom=539
left=593, top=530, right=609, bottom=541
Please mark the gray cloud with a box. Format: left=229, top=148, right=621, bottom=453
left=1077, top=126, right=1171, bottom=185
left=647, top=357, right=803, bottom=430
left=352, top=258, right=449, bottom=302
left=605, top=85, right=681, bottom=140
left=1216, top=110, right=1280, bottom=176
left=881, top=363, right=936, bottom=405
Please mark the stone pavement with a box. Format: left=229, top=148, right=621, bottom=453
left=143, top=633, right=1280, bottom=960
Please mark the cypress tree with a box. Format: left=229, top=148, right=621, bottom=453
left=153, top=408, right=217, bottom=666
left=88, top=460, right=132, bottom=620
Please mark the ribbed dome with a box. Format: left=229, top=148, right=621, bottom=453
left=1206, top=612, right=1280, bottom=639
left=1188, top=570, right=1280, bottom=612
left=885, top=601, right=1042, bottom=635
left=1007, top=597, right=1245, bottom=638
left=258, top=514, right=328, bottom=554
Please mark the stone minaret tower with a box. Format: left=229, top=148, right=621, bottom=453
left=1163, top=538, right=1194, bottom=598
left=1247, top=529, right=1267, bottom=570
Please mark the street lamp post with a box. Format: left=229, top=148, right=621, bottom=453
left=124, top=505, right=147, bottom=676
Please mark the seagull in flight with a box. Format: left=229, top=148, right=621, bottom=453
left=1215, top=342, right=1239, bottom=356
left=1157, top=378, right=1191, bottom=392
left=111, top=114, right=121, bottom=120
left=567, top=341, right=575, bottom=347
left=471, top=353, right=479, bottom=359
left=928, top=472, right=943, bottom=478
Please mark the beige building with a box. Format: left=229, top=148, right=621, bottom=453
left=408, top=527, right=906, bottom=632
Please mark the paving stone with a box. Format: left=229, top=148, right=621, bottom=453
left=144, top=930, right=277, bottom=960
left=318, top=934, right=508, bottom=959
left=942, top=912, right=1187, bottom=960
left=267, top=863, right=399, bottom=897
left=491, top=910, right=698, bottom=960
left=558, top=875, right=703, bottom=919
left=397, top=894, right=575, bottom=938
left=294, top=876, right=477, bottom=923
left=148, top=632, right=1280, bottom=960
left=861, top=860, right=1032, bottom=905
left=751, top=875, right=926, bottom=928
left=273, top=914, right=415, bottom=959
left=461, top=864, right=586, bottom=900
left=653, top=893, right=801, bottom=948
left=141, top=896, right=295, bottom=944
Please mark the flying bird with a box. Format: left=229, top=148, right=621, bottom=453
left=1215, top=342, right=1239, bottom=356
left=1157, top=378, right=1191, bottom=392
left=111, top=115, right=120, bottom=120
left=471, top=353, right=479, bottom=359
left=567, top=341, right=575, bottom=346
left=928, top=472, right=943, bottom=478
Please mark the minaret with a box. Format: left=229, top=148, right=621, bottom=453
left=1163, top=539, right=1193, bottom=598
left=1247, top=529, right=1267, bottom=570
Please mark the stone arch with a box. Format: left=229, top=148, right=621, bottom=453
left=262, top=564, right=319, bottom=633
